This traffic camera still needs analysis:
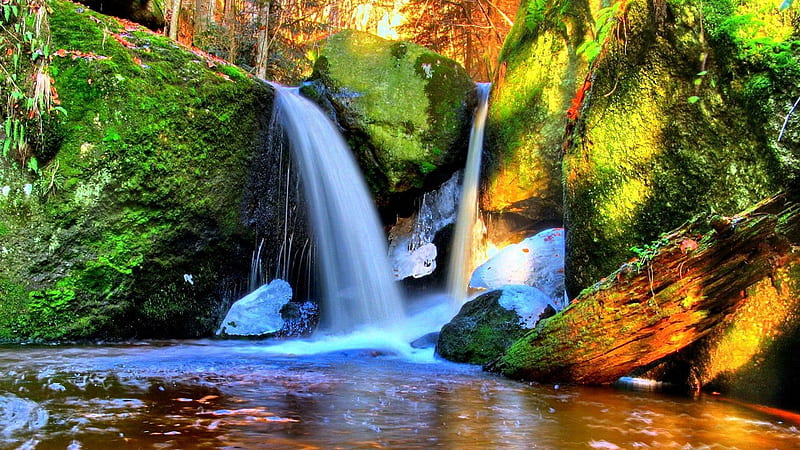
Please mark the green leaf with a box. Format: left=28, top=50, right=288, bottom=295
left=52, top=106, right=68, bottom=117
left=688, top=96, right=700, bottom=104
left=696, top=71, right=708, bottom=76
left=27, top=157, right=38, bottom=173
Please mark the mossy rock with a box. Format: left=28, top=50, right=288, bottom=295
left=436, top=287, right=555, bottom=365
left=306, top=30, right=476, bottom=207
left=563, top=0, right=797, bottom=296
left=482, top=0, right=595, bottom=223
left=0, top=0, right=272, bottom=342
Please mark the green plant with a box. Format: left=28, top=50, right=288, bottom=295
left=0, top=0, right=64, bottom=173
left=576, top=1, right=626, bottom=64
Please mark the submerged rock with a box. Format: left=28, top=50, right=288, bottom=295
left=0, top=394, right=48, bottom=437
left=305, top=30, right=475, bottom=206
left=470, top=228, right=565, bottom=309
left=436, top=287, right=555, bottom=365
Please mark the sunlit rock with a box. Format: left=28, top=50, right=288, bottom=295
left=562, top=0, right=797, bottom=296
left=470, top=228, right=565, bottom=309
left=217, top=279, right=293, bottom=337
left=303, top=30, right=475, bottom=205
left=0, top=394, right=48, bottom=437
left=436, top=287, right=556, bottom=365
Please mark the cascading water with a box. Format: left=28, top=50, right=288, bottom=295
left=447, top=82, right=491, bottom=307
left=270, top=84, right=405, bottom=333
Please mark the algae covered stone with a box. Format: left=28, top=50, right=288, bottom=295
left=563, top=0, right=795, bottom=296
left=436, top=287, right=555, bottom=365
left=482, top=0, right=596, bottom=224
left=0, top=0, right=271, bottom=342
left=306, top=30, right=476, bottom=205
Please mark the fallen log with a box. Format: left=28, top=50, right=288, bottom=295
left=487, top=192, right=800, bottom=384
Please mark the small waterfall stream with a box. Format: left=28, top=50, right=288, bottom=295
left=447, top=82, right=491, bottom=306
left=270, top=84, right=405, bottom=333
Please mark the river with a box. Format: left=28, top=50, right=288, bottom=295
left=0, top=340, right=798, bottom=449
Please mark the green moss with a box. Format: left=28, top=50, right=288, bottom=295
left=436, top=290, right=532, bottom=365
left=483, top=0, right=594, bottom=218
left=0, top=0, right=271, bottom=342
left=563, top=0, right=792, bottom=295
left=309, top=30, right=474, bottom=201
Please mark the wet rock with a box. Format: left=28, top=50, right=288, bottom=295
left=436, top=286, right=555, bottom=365
left=0, top=394, right=48, bottom=437
left=389, top=172, right=461, bottom=281
left=470, top=228, right=566, bottom=309
left=410, top=332, right=440, bottom=349
left=278, top=301, right=320, bottom=337
left=217, top=279, right=293, bottom=337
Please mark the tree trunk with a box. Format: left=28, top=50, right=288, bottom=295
left=194, top=0, right=214, bottom=40
left=254, top=0, right=271, bottom=79
left=168, top=0, right=181, bottom=40
left=487, top=192, right=800, bottom=384
left=224, top=0, right=238, bottom=63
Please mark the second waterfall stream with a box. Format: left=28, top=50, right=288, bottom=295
left=447, top=82, right=491, bottom=307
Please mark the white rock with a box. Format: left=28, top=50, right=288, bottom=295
left=470, top=228, right=566, bottom=309
left=497, top=285, right=553, bottom=328
left=217, top=279, right=293, bottom=336
left=390, top=239, right=437, bottom=279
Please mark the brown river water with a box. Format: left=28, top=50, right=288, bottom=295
left=0, top=340, right=798, bottom=449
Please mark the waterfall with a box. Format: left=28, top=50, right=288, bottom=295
left=269, top=84, right=405, bottom=333
left=446, top=82, right=491, bottom=306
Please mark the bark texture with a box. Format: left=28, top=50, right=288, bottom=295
left=488, top=193, right=800, bottom=384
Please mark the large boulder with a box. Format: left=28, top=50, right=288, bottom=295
left=480, top=0, right=598, bottom=225
left=304, top=30, right=476, bottom=207
left=470, top=228, right=565, bottom=308
left=563, top=0, right=798, bottom=296
left=0, top=1, right=272, bottom=342
left=436, top=286, right=556, bottom=365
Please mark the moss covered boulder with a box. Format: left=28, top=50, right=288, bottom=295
left=563, top=0, right=799, bottom=296
left=482, top=0, right=597, bottom=224
left=305, top=30, right=476, bottom=207
left=0, top=0, right=272, bottom=342
left=436, top=286, right=555, bottom=365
